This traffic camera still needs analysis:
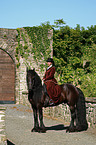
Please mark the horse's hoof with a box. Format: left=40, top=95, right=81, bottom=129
left=39, top=127, right=46, bottom=133
left=39, top=130, right=46, bottom=133
left=66, top=128, right=69, bottom=133
left=31, top=127, right=40, bottom=132
left=76, top=125, right=88, bottom=132
left=75, top=126, right=82, bottom=132
left=66, top=127, right=76, bottom=133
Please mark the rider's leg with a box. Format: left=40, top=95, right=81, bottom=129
left=43, top=83, right=48, bottom=96
left=43, top=84, right=49, bottom=106
left=43, top=84, right=54, bottom=106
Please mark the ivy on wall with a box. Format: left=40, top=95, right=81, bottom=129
left=16, top=23, right=52, bottom=71
left=15, top=28, right=21, bottom=68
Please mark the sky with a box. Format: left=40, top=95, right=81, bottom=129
left=0, top=0, right=96, bottom=29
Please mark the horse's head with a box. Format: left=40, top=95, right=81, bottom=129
left=27, top=68, right=35, bottom=91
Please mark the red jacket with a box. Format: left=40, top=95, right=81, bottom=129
left=43, top=66, right=61, bottom=103
left=43, top=66, right=57, bottom=83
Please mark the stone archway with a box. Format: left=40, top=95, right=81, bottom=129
left=0, top=49, right=15, bottom=104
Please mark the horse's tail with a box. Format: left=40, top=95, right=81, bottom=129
left=76, top=88, right=88, bottom=131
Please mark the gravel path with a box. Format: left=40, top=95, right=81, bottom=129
left=5, top=104, right=96, bottom=145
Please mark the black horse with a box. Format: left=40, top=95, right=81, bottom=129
left=27, top=68, right=88, bottom=133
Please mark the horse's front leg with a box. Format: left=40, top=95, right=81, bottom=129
left=39, top=108, right=46, bottom=133
left=31, top=107, right=40, bottom=132
left=66, top=105, right=76, bottom=132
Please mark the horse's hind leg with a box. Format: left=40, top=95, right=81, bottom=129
left=66, top=106, right=76, bottom=132
left=31, top=107, right=40, bottom=132
left=39, top=108, right=46, bottom=133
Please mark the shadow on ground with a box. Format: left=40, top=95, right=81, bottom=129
left=7, top=140, right=15, bottom=145
left=46, top=124, right=68, bottom=131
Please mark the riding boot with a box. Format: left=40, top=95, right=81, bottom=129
left=43, top=84, right=49, bottom=106
left=44, top=93, right=49, bottom=107
left=43, top=84, right=55, bottom=107
left=44, top=93, right=55, bottom=107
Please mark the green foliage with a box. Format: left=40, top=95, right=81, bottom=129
left=16, top=23, right=52, bottom=71
left=15, top=19, right=96, bottom=98
left=24, top=23, right=52, bottom=65
left=52, top=19, right=66, bottom=29
left=53, top=19, right=96, bottom=97
left=4, top=34, right=7, bottom=38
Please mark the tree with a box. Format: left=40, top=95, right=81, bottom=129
left=53, top=19, right=96, bottom=97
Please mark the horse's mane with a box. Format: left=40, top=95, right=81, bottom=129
left=27, top=69, right=42, bottom=91
left=34, top=71, right=42, bottom=87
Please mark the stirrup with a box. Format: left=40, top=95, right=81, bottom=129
left=49, top=99, right=55, bottom=106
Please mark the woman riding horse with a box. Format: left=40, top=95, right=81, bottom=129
left=43, top=58, right=61, bottom=106
left=27, top=58, right=88, bottom=133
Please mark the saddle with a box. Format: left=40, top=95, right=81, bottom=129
left=43, top=83, right=61, bottom=105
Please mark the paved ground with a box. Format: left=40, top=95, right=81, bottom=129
left=5, top=104, right=96, bottom=145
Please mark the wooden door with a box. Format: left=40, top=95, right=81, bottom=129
left=0, top=49, right=15, bottom=104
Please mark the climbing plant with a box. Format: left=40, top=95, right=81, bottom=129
left=24, top=25, right=51, bottom=62
left=16, top=22, right=52, bottom=71
left=15, top=28, right=21, bottom=68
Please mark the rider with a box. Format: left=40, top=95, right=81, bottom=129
left=43, top=58, right=61, bottom=106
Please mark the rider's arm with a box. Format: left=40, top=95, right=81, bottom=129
left=44, top=67, right=55, bottom=81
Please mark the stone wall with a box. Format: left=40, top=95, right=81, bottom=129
left=43, top=102, right=96, bottom=128
left=0, top=28, right=18, bottom=103
left=0, top=28, right=53, bottom=104
left=86, top=103, right=96, bottom=127
left=0, top=106, right=7, bottom=144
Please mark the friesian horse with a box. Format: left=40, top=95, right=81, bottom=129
left=27, top=68, right=88, bottom=133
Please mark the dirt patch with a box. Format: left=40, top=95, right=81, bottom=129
left=10, top=105, right=32, bottom=113
left=87, top=127, right=96, bottom=136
